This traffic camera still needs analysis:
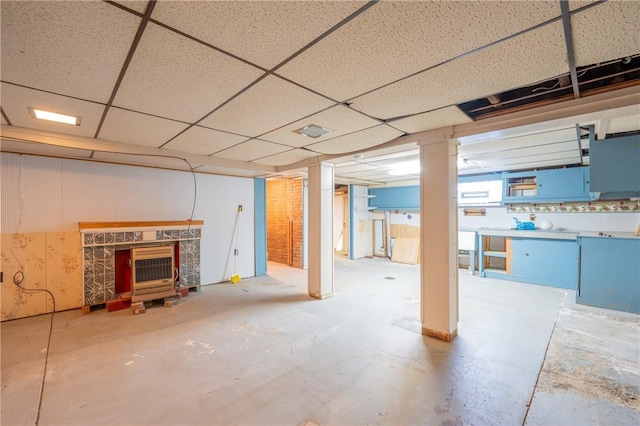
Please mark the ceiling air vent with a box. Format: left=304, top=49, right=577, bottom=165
left=293, top=124, right=333, bottom=138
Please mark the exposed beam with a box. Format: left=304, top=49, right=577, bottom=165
left=0, top=125, right=276, bottom=174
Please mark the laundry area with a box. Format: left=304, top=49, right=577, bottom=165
left=2, top=258, right=638, bottom=425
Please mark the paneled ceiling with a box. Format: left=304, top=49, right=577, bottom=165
left=1, top=0, right=638, bottom=185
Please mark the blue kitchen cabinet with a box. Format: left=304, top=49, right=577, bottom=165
left=510, top=237, right=579, bottom=289
left=502, top=166, right=591, bottom=204
left=368, top=186, right=419, bottom=210
left=589, top=134, right=640, bottom=199
left=577, top=237, right=640, bottom=314
left=536, top=167, right=590, bottom=202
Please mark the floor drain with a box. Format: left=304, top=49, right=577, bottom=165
left=385, top=276, right=395, bottom=280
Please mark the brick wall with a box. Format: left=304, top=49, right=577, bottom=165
left=266, top=178, right=304, bottom=268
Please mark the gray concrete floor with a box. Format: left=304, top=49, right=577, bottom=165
left=1, top=257, right=638, bottom=425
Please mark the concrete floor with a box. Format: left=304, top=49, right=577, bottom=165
left=2, top=257, right=638, bottom=425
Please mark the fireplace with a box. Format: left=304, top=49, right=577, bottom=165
left=131, top=245, right=175, bottom=295
left=80, top=220, right=202, bottom=306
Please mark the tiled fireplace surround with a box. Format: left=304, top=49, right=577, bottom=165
left=80, top=221, right=203, bottom=306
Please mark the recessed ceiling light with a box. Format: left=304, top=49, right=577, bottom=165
left=28, top=107, right=81, bottom=126
left=293, top=124, right=333, bottom=138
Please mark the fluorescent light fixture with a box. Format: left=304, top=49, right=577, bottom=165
left=293, top=124, right=333, bottom=138
left=388, top=160, right=420, bottom=176
left=28, top=107, right=81, bottom=126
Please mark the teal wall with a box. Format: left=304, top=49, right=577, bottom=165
left=254, top=178, right=267, bottom=276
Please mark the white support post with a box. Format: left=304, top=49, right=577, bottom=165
left=307, top=162, right=334, bottom=299
left=419, top=138, right=459, bottom=341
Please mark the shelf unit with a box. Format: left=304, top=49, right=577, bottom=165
left=480, top=235, right=511, bottom=276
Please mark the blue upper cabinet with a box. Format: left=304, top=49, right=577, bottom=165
left=502, top=166, right=591, bottom=204
left=368, top=186, right=420, bottom=210
left=589, top=134, right=640, bottom=199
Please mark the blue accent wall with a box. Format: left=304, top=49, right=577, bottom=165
left=368, top=186, right=420, bottom=210
left=254, top=178, right=267, bottom=276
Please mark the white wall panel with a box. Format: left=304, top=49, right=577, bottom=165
left=1, top=153, right=63, bottom=233
left=196, top=174, right=255, bottom=285
left=61, top=159, right=118, bottom=231
left=110, top=164, right=164, bottom=221
left=1, top=153, right=256, bottom=284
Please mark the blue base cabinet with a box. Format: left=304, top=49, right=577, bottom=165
left=578, top=237, right=640, bottom=314
left=510, top=238, right=579, bottom=289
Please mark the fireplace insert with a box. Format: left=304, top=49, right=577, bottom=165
left=131, top=245, right=175, bottom=295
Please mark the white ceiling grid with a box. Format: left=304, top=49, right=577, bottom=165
left=0, top=1, right=141, bottom=102
left=350, top=22, right=568, bottom=120
left=1, top=0, right=638, bottom=183
left=277, top=1, right=562, bottom=102
left=199, top=75, right=335, bottom=138
left=161, top=125, right=249, bottom=156
left=98, top=107, right=189, bottom=148
left=150, top=1, right=368, bottom=70
left=111, top=22, right=264, bottom=123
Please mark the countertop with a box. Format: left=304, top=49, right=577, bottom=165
left=476, top=227, right=579, bottom=240
left=577, top=231, right=640, bottom=240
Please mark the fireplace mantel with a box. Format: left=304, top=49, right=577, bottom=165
left=79, top=220, right=204, bottom=231
left=80, top=220, right=203, bottom=307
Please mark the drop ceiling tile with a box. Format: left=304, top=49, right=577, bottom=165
left=607, top=115, right=640, bottom=135
left=350, top=22, right=568, bottom=120
left=277, top=1, right=561, bottom=101
left=0, top=83, right=105, bottom=138
left=113, top=22, right=264, bottom=123
left=113, top=1, right=149, bottom=14
left=99, top=107, right=188, bottom=148
left=199, top=76, right=335, bottom=137
left=213, top=139, right=290, bottom=162
left=308, top=125, right=403, bottom=155
left=162, top=126, right=248, bottom=156
left=253, top=149, right=319, bottom=167
left=391, top=106, right=473, bottom=134
left=568, top=1, right=599, bottom=11
left=1, top=1, right=140, bottom=102
left=571, top=1, right=640, bottom=67
left=261, top=105, right=381, bottom=148
left=0, top=139, right=93, bottom=159
left=152, top=1, right=367, bottom=69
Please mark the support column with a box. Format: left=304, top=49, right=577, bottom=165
left=307, top=162, right=334, bottom=299
left=420, top=138, right=458, bottom=341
